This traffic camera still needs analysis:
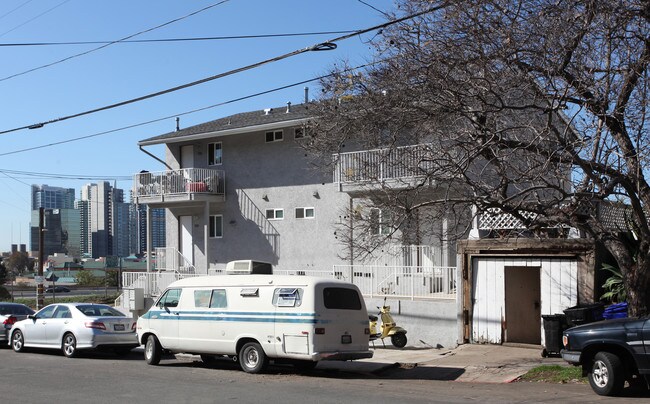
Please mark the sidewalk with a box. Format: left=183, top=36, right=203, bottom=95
left=319, top=343, right=566, bottom=383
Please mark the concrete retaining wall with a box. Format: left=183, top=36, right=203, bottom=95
left=365, top=297, right=459, bottom=349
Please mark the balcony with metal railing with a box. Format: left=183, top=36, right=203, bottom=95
left=133, top=168, right=225, bottom=205
left=333, top=144, right=437, bottom=194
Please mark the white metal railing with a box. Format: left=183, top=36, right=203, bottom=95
left=121, top=265, right=455, bottom=301
left=122, top=271, right=200, bottom=298
left=133, top=168, right=225, bottom=198
left=155, top=247, right=196, bottom=273
left=333, top=143, right=436, bottom=184
left=333, top=265, right=456, bottom=300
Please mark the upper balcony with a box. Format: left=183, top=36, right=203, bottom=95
left=133, top=168, right=225, bottom=206
left=333, top=143, right=437, bottom=195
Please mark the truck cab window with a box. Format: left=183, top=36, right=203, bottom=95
left=158, top=289, right=181, bottom=308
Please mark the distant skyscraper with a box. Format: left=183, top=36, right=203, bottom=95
left=31, top=185, right=75, bottom=210
left=30, top=184, right=79, bottom=257
left=132, top=203, right=166, bottom=256
left=79, top=182, right=130, bottom=258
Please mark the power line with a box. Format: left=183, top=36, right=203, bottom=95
left=0, top=30, right=358, bottom=47
left=0, top=168, right=131, bottom=181
left=0, top=0, right=35, bottom=22
left=0, top=0, right=71, bottom=39
left=0, top=60, right=382, bottom=158
left=0, top=0, right=231, bottom=83
left=0, top=2, right=448, bottom=136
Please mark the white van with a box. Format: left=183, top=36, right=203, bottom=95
left=136, top=275, right=373, bottom=373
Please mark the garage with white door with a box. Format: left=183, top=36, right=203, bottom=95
left=458, top=239, right=600, bottom=346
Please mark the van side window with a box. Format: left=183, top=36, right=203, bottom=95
left=194, top=290, right=211, bottom=308
left=210, top=289, right=227, bottom=308
left=272, top=288, right=303, bottom=307
left=157, top=289, right=181, bottom=308
left=323, top=287, right=362, bottom=310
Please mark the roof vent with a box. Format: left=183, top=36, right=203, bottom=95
left=264, top=108, right=272, bottom=115
left=286, top=102, right=291, bottom=113
left=175, top=117, right=180, bottom=131
left=225, top=260, right=273, bottom=275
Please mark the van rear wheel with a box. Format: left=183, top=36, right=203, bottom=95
left=145, top=335, right=162, bottom=365
left=239, top=342, right=268, bottom=374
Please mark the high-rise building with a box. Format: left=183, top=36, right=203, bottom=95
left=30, top=185, right=80, bottom=257
left=132, top=203, right=166, bottom=256
left=31, top=185, right=75, bottom=210
left=79, top=182, right=130, bottom=258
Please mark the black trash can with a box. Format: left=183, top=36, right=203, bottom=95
left=542, top=314, right=567, bottom=357
left=563, top=303, right=604, bottom=327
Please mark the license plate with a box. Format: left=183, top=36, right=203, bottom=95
left=113, top=324, right=125, bottom=331
left=341, top=335, right=352, bottom=344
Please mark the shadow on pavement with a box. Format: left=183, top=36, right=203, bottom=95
left=155, top=355, right=467, bottom=381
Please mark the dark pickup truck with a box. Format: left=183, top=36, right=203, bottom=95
left=561, top=317, right=650, bottom=396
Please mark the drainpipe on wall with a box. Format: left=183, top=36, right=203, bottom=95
left=139, top=145, right=172, bottom=170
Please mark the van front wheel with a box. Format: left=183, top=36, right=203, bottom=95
left=239, top=342, right=268, bottom=373
left=145, top=335, right=162, bottom=365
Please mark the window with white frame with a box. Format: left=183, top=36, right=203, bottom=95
left=265, top=130, right=283, bottom=143
left=208, top=142, right=222, bottom=165
left=266, top=208, right=284, bottom=220
left=369, top=208, right=391, bottom=235
left=209, top=215, right=223, bottom=238
left=295, top=207, right=315, bottom=219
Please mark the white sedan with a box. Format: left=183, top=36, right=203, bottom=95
left=9, top=303, right=139, bottom=357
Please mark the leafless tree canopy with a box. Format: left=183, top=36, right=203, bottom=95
left=305, top=1, right=650, bottom=314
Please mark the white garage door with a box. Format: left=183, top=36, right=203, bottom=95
left=472, top=257, right=578, bottom=344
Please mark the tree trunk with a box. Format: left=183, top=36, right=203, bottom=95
left=625, top=256, right=650, bottom=317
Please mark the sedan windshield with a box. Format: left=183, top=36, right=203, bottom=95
left=75, top=305, right=126, bottom=317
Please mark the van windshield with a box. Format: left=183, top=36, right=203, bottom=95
left=323, top=287, right=362, bottom=310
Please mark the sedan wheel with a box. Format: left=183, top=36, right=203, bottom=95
left=62, top=333, right=78, bottom=358
left=11, top=330, right=25, bottom=352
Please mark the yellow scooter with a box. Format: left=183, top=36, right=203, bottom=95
left=368, top=298, right=408, bottom=348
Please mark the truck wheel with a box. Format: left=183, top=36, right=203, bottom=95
left=391, top=332, right=407, bottom=348
left=145, top=335, right=162, bottom=365
left=589, top=352, right=625, bottom=396
left=239, top=342, right=268, bottom=374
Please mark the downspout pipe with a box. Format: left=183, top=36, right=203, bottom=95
left=139, top=145, right=172, bottom=170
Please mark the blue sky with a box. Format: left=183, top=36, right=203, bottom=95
left=0, top=0, right=395, bottom=250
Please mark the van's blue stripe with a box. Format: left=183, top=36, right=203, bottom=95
left=142, top=310, right=330, bottom=324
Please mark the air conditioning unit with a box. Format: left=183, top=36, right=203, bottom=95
left=225, top=260, right=273, bottom=275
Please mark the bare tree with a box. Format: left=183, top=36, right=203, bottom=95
left=305, top=1, right=650, bottom=314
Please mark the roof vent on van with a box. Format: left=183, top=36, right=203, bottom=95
left=225, top=260, right=273, bottom=275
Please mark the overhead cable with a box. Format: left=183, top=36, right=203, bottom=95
left=0, top=2, right=449, bottom=136
left=0, top=30, right=358, bottom=47
left=0, top=60, right=382, bottom=157
left=0, top=0, right=231, bottom=83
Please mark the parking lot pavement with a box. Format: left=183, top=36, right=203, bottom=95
left=319, top=343, right=566, bottom=383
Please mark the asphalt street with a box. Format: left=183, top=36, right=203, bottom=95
left=0, top=346, right=647, bottom=404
